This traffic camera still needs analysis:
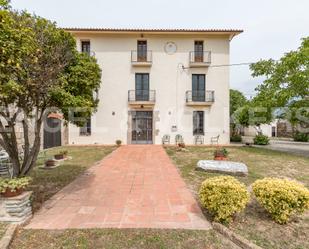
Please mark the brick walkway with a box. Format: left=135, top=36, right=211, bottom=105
left=26, top=145, right=211, bottom=230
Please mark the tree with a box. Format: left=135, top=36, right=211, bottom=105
left=233, top=101, right=273, bottom=135
left=0, top=6, right=101, bottom=177
left=250, top=37, right=309, bottom=133
left=230, top=89, right=247, bottom=136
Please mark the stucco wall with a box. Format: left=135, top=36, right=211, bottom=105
left=68, top=33, right=231, bottom=145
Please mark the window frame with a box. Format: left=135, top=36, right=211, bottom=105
left=81, top=40, right=91, bottom=55
left=79, top=117, right=91, bottom=136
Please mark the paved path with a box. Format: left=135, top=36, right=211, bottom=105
left=26, top=145, right=211, bottom=230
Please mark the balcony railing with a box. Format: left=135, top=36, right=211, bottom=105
left=186, top=90, right=215, bottom=104
left=128, top=90, right=156, bottom=103
left=189, top=51, right=211, bottom=66
left=131, top=50, right=152, bottom=65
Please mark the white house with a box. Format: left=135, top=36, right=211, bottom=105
left=65, top=28, right=242, bottom=145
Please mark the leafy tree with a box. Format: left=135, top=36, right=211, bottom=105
left=233, top=102, right=273, bottom=135
left=0, top=7, right=101, bottom=176
left=230, top=89, right=247, bottom=136
left=250, top=37, right=309, bottom=133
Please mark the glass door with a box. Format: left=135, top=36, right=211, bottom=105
left=132, top=111, right=153, bottom=144
left=135, top=73, right=149, bottom=101
left=192, top=74, right=205, bottom=101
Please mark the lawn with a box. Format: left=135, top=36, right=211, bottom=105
left=28, top=146, right=116, bottom=212
left=10, top=228, right=239, bottom=249
left=165, top=146, right=309, bottom=249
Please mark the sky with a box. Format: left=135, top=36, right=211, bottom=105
left=11, top=0, right=309, bottom=98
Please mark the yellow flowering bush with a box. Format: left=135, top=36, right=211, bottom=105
left=253, top=178, right=309, bottom=224
left=199, top=176, right=250, bottom=223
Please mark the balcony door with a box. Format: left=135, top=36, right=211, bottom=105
left=137, top=41, right=147, bottom=62
left=192, top=74, right=205, bottom=101
left=194, top=41, right=204, bottom=62
left=135, top=73, right=149, bottom=101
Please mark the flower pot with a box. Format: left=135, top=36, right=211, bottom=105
left=54, top=154, right=66, bottom=160
left=45, top=159, right=57, bottom=167
left=214, top=156, right=228, bottom=161
left=2, top=188, right=23, bottom=197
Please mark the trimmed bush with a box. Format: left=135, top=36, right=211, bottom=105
left=253, top=178, right=309, bottom=224
left=115, top=140, right=122, bottom=146
left=199, top=176, right=250, bottom=223
left=253, top=134, right=270, bottom=145
left=230, top=134, right=242, bottom=143
left=293, top=131, right=309, bottom=142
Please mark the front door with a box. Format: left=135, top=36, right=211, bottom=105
left=132, top=111, right=153, bottom=144
left=192, top=74, right=205, bottom=101
left=43, top=117, right=62, bottom=149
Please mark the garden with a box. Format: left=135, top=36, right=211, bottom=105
left=165, top=146, right=309, bottom=249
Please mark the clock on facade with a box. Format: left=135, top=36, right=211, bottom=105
left=164, top=42, right=177, bottom=55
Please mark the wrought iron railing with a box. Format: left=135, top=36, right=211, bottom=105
left=131, top=50, right=152, bottom=63
left=128, top=90, right=156, bottom=102
left=186, top=90, right=215, bottom=102
left=189, top=51, right=211, bottom=64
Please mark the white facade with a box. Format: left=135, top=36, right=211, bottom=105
left=67, top=29, right=242, bottom=145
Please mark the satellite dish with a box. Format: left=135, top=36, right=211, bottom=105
left=164, top=42, right=177, bottom=55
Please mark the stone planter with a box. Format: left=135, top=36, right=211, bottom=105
left=0, top=191, right=32, bottom=223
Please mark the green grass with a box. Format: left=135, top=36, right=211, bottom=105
left=28, top=146, right=116, bottom=211
left=165, top=146, right=309, bottom=249
left=10, top=228, right=239, bottom=249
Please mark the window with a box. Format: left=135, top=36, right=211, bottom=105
left=81, top=41, right=90, bottom=55
left=193, top=111, right=204, bottom=135
left=194, top=41, right=204, bottom=62
left=80, top=118, right=91, bottom=136
left=192, top=74, right=205, bottom=101
left=135, top=73, right=149, bottom=101
left=137, top=41, right=147, bottom=61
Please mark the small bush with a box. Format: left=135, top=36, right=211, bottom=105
left=253, top=178, right=309, bottom=224
left=0, top=177, right=32, bottom=193
left=199, top=176, right=250, bottom=223
left=230, top=135, right=242, bottom=143
left=253, top=134, right=270, bottom=145
left=293, top=131, right=308, bottom=142
left=115, top=140, right=122, bottom=146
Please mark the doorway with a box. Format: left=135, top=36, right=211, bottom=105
left=131, top=111, right=153, bottom=144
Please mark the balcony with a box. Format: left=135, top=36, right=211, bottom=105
left=186, top=90, right=214, bottom=106
left=131, top=51, right=152, bottom=67
left=128, top=90, right=156, bottom=108
left=189, top=51, right=211, bottom=67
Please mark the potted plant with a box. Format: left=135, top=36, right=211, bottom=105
left=54, top=150, right=68, bottom=160
left=45, top=159, right=58, bottom=167
left=214, top=148, right=228, bottom=160
left=116, top=140, right=122, bottom=146
left=178, top=142, right=186, bottom=148
left=0, top=177, right=32, bottom=197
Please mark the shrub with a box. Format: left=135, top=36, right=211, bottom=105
left=253, top=134, right=269, bottom=145
left=115, top=140, right=122, bottom=146
left=252, top=178, right=309, bottom=224
left=230, top=135, right=242, bottom=143
left=0, top=177, right=32, bottom=193
left=293, top=131, right=308, bottom=142
left=199, top=176, right=250, bottom=223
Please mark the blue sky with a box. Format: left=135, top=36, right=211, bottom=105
left=11, top=0, right=309, bottom=98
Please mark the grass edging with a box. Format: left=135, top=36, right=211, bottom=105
left=0, top=224, right=18, bottom=249
left=213, top=222, right=263, bottom=249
